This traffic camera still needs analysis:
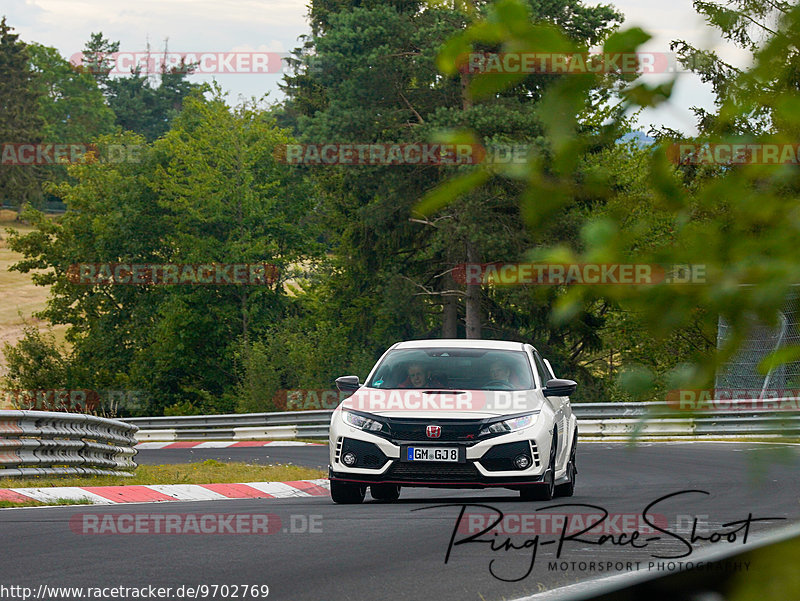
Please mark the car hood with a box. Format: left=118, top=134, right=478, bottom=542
left=338, top=388, right=545, bottom=419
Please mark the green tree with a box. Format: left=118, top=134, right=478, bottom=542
left=279, top=0, right=625, bottom=397
left=78, top=33, right=204, bottom=141
left=4, top=92, right=319, bottom=415
left=423, top=0, right=800, bottom=402
left=26, top=43, right=116, bottom=208
left=670, top=0, right=795, bottom=134
left=139, top=90, right=319, bottom=412
left=29, top=43, right=115, bottom=144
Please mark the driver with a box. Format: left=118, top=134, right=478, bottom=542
left=488, top=360, right=512, bottom=385
left=399, top=362, right=442, bottom=389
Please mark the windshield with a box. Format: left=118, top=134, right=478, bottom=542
left=366, top=348, right=535, bottom=391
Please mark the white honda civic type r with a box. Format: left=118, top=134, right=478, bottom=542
left=328, top=339, right=578, bottom=504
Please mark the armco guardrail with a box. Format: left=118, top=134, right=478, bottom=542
left=124, top=410, right=333, bottom=441
left=0, top=410, right=138, bottom=478
left=124, top=399, right=800, bottom=441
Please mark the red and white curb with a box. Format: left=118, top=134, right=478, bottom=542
left=0, top=479, right=330, bottom=506
left=135, top=441, right=324, bottom=449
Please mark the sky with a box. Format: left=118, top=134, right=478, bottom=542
left=3, top=0, right=753, bottom=136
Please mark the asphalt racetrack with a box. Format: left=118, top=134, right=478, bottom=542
left=1, top=442, right=798, bottom=601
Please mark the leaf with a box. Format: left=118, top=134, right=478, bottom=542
left=758, top=345, right=800, bottom=375
left=414, top=170, right=490, bottom=216
left=488, top=0, right=532, bottom=35
left=603, top=27, right=652, bottom=54
left=622, top=80, right=675, bottom=108
left=437, top=34, right=473, bottom=76
left=469, top=71, right=528, bottom=98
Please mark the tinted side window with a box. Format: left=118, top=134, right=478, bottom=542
left=532, top=352, right=549, bottom=388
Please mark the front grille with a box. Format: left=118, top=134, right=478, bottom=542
left=385, top=418, right=483, bottom=442
left=479, top=441, right=531, bottom=472
left=387, top=461, right=480, bottom=481
left=340, top=438, right=389, bottom=469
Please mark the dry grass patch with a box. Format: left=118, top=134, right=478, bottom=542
left=0, top=209, right=67, bottom=386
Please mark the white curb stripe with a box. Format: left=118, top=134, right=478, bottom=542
left=245, top=482, right=314, bottom=497
left=263, top=441, right=320, bottom=446
left=146, top=485, right=232, bottom=502
left=194, top=441, right=236, bottom=448
left=11, top=487, right=113, bottom=504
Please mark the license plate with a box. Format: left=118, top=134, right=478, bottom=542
left=406, top=447, right=460, bottom=462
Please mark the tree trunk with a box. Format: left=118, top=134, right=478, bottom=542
left=465, top=240, right=481, bottom=339
left=442, top=270, right=458, bottom=339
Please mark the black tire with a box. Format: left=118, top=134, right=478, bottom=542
left=520, top=432, right=556, bottom=501
left=370, top=484, right=401, bottom=502
left=555, top=430, right=577, bottom=498
left=330, top=480, right=366, bottom=504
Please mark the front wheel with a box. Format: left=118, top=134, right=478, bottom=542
left=520, top=433, right=556, bottom=501
left=330, top=480, right=366, bottom=504
left=555, top=433, right=577, bottom=498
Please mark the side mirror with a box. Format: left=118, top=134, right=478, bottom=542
left=335, top=375, right=360, bottom=392
left=543, top=378, right=577, bottom=397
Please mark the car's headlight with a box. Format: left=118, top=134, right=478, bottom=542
left=479, top=412, right=540, bottom=436
left=343, top=410, right=387, bottom=433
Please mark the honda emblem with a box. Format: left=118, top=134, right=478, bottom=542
left=426, top=425, right=441, bottom=439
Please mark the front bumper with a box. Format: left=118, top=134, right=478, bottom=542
left=328, top=465, right=548, bottom=489
left=329, top=412, right=554, bottom=489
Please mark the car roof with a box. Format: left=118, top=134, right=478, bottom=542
left=392, top=339, right=528, bottom=351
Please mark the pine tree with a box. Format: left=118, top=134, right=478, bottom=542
left=0, top=17, right=45, bottom=212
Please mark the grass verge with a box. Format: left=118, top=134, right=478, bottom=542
left=0, top=498, right=89, bottom=509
